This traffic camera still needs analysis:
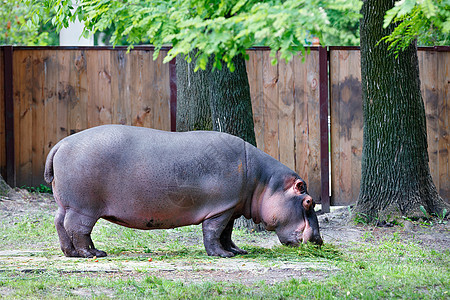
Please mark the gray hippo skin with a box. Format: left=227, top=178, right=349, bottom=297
left=44, top=125, right=323, bottom=258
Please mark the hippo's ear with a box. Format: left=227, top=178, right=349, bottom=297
left=284, top=176, right=307, bottom=194
left=293, top=179, right=306, bottom=195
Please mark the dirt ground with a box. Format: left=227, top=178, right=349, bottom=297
left=0, top=188, right=449, bottom=286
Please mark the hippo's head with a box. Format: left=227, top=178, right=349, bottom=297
left=259, top=175, right=323, bottom=246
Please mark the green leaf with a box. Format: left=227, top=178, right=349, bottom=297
left=384, top=6, right=401, bottom=28
left=398, top=0, right=417, bottom=17
left=231, top=0, right=248, bottom=15
left=32, top=13, right=40, bottom=26
left=194, top=53, right=209, bottom=71
left=420, top=206, right=428, bottom=217
left=421, top=0, right=437, bottom=18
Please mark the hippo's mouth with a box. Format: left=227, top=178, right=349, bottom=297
left=279, top=231, right=303, bottom=247
left=283, top=240, right=300, bottom=247
left=295, top=228, right=323, bottom=246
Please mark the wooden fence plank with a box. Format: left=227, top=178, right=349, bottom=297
left=43, top=50, right=58, bottom=185
left=130, top=51, right=144, bottom=127
left=278, top=54, right=295, bottom=170
left=140, top=50, right=154, bottom=128
left=293, top=55, right=309, bottom=185
left=56, top=50, right=70, bottom=142
left=86, top=50, right=100, bottom=128
left=420, top=50, right=440, bottom=193
left=154, top=50, right=171, bottom=131
left=15, top=50, right=33, bottom=187
left=111, top=50, right=131, bottom=125
left=330, top=50, right=341, bottom=205
left=98, top=50, right=112, bottom=125
left=31, top=50, right=46, bottom=186
left=338, top=50, right=352, bottom=204
left=247, top=50, right=264, bottom=149
left=67, top=50, right=88, bottom=135
left=305, top=51, right=321, bottom=202
left=110, top=50, right=123, bottom=125
left=436, top=50, right=449, bottom=201
left=262, top=51, right=279, bottom=160
left=347, top=51, right=363, bottom=205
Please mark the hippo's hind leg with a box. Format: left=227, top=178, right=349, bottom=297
left=55, top=207, right=80, bottom=257
left=202, top=210, right=236, bottom=258
left=63, top=209, right=107, bottom=258
left=220, top=219, right=248, bottom=255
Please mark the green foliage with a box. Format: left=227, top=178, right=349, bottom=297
left=435, top=208, right=448, bottom=224
left=22, top=184, right=53, bottom=194
left=420, top=205, right=430, bottom=218
left=297, top=243, right=342, bottom=260
left=0, top=0, right=58, bottom=45
left=320, top=0, right=362, bottom=46
left=30, top=0, right=361, bottom=70
left=382, top=0, right=449, bottom=53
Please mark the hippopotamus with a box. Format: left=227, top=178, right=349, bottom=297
left=44, top=125, right=322, bottom=258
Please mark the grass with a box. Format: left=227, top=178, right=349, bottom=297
left=20, top=184, right=52, bottom=194
left=0, top=207, right=449, bottom=299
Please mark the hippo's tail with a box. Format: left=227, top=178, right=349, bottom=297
left=44, top=143, right=61, bottom=183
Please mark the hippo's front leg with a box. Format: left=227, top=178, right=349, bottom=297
left=220, top=219, right=248, bottom=255
left=202, top=211, right=236, bottom=258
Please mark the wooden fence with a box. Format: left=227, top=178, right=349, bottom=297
left=246, top=49, right=323, bottom=204
left=330, top=47, right=449, bottom=204
left=1, top=46, right=448, bottom=206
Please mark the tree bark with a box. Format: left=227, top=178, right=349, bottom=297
left=176, top=52, right=213, bottom=131
left=209, top=55, right=257, bottom=147
left=0, top=175, right=12, bottom=197
left=355, top=0, right=449, bottom=221
left=175, top=51, right=263, bottom=231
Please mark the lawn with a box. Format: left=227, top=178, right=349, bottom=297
left=0, top=190, right=448, bottom=299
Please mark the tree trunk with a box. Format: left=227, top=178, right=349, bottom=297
left=0, top=175, right=12, bottom=197
left=176, top=52, right=213, bottom=131
left=355, top=0, right=449, bottom=221
left=175, top=51, right=263, bottom=231
left=209, top=54, right=257, bottom=147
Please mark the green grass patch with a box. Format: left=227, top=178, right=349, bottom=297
left=20, top=184, right=52, bottom=194
left=0, top=213, right=58, bottom=252
left=0, top=206, right=448, bottom=299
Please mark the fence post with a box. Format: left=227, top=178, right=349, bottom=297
left=3, top=46, right=15, bottom=187
left=319, top=46, right=330, bottom=213
left=169, top=58, right=177, bottom=132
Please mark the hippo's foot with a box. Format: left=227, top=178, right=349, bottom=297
left=61, top=248, right=82, bottom=257
left=228, top=245, right=248, bottom=255
left=220, top=219, right=247, bottom=256
left=68, top=231, right=108, bottom=258
left=208, top=248, right=235, bottom=258
left=202, top=211, right=241, bottom=258
left=59, top=209, right=107, bottom=258
left=75, top=248, right=107, bottom=258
